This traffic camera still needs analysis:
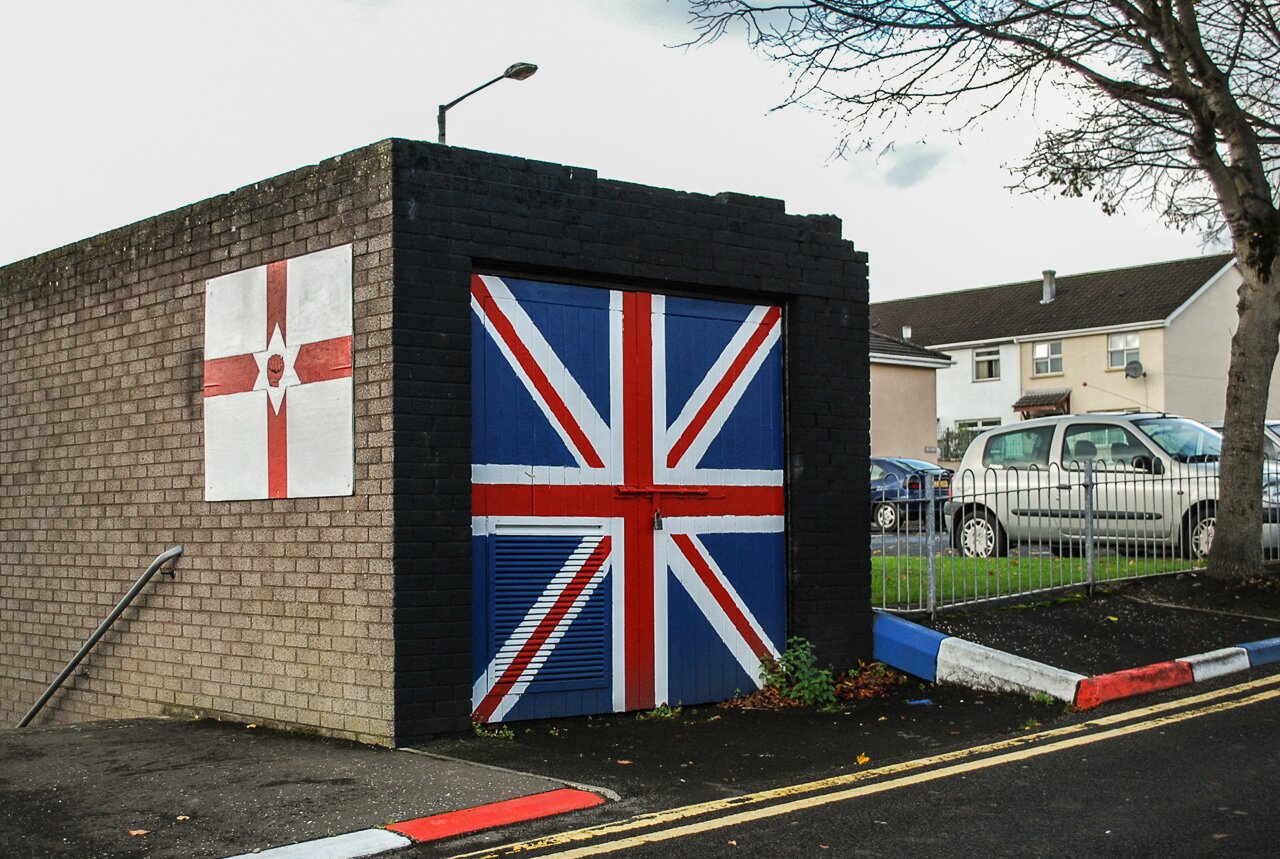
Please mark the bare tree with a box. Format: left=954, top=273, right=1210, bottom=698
left=688, top=0, right=1280, bottom=580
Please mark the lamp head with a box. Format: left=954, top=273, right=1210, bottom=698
left=503, top=62, right=538, bottom=81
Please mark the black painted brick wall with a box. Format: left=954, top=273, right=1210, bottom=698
left=389, top=140, right=869, bottom=742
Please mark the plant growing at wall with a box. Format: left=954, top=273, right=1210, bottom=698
left=759, top=636, right=837, bottom=708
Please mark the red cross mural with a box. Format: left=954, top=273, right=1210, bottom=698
left=203, top=245, right=354, bottom=501
left=471, top=275, right=786, bottom=723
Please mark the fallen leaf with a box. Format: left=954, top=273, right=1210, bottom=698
left=856, top=753, right=870, bottom=766
left=176, top=816, right=190, bottom=822
left=128, top=829, right=150, bottom=837
left=1106, top=616, right=1119, bottom=622
left=1214, top=834, right=1230, bottom=840
left=245, top=723, right=257, bottom=729
left=727, top=840, right=738, bottom=846
left=616, top=759, right=634, bottom=765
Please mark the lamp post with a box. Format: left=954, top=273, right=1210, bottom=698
left=438, top=62, right=538, bottom=145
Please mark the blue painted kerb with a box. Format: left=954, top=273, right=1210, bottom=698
left=873, top=611, right=950, bottom=682
left=1239, top=636, right=1280, bottom=667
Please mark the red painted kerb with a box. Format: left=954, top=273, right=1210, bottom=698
left=1074, top=661, right=1194, bottom=710
left=385, top=788, right=604, bottom=843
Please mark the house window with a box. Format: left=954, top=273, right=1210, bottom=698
left=1108, top=332, right=1140, bottom=369
left=1032, top=341, right=1063, bottom=376
left=974, top=348, right=1000, bottom=381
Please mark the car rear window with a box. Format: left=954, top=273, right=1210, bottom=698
left=982, top=426, right=1054, bottom=468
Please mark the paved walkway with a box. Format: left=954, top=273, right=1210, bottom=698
left=0, top=717, right=599, bottom=859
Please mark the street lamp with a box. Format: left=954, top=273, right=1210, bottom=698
left=437, top=62, right=538, bottom=145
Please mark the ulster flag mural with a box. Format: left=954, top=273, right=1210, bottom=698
left=471, top=275, right=785, bottom=722
left=203, top=245, right=354, bottom=501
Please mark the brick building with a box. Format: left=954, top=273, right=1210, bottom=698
left=0, top=140, right=869, bottom=745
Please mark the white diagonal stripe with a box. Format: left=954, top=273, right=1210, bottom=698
left=473, top=275, right=612, bottom=473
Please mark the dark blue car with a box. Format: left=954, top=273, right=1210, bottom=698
left=870, top=457, right=952, bottom=531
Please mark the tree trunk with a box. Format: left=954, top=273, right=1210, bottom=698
left=1208, top=257, right=1280, bottom=581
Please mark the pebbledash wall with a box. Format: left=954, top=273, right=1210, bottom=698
left=0, top=139, right=869, bottom=746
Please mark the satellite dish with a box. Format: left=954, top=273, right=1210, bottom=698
left=1124, top=360, right=1145, bottom=379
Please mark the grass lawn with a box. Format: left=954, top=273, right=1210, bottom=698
left=872, top=553, right=1193, bottom=609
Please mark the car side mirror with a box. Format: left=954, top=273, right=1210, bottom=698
left=1132, top=454, right=1163, bottom=475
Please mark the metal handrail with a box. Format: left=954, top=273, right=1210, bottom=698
left=18, top=545, right=183, bottom=728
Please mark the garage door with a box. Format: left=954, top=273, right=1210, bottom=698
left=470, top=274, right=785, bottom=723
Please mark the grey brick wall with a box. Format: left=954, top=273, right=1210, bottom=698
left=0, top=143, right=399, bottom=744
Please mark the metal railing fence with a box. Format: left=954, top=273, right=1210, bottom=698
left=871, top=461, right=1240, bottom=616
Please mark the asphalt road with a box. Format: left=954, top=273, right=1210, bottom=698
left=418, top=672, right=1280, bottom=858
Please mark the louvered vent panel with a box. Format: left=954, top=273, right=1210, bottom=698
left=492, top=535, right=608, bottom=687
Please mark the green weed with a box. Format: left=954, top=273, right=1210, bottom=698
left=636, top=703, right=683, bottom=721
left=760, top=637, right=836, bottom=708
left=471, top=721, right=515, bottom=740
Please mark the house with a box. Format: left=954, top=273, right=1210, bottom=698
left=870, top=254, right=1273, bottom=446
left=869, top=329, right=951, bottom=458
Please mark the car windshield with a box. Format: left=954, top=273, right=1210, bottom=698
left=1132, top=417, right=1221, bottom=462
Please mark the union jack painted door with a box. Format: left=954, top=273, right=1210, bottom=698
left=471, top=274, right=785, bottom=723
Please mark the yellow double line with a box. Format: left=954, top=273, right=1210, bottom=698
left=452, top=672, right=1280, bottom=858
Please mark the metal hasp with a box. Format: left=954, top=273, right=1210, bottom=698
left=17, top=545, right=183, bottom=728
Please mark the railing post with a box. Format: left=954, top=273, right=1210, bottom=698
left=18, top=546, right=183, bottom=728
left=925, top=479, right=937, bottom=619
left=1084, top=460, right=1096, bottom=595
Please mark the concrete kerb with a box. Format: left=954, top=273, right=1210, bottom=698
left=220, top=787, right=605, bottom=859
left=873, top=610, right=1280, bottom=710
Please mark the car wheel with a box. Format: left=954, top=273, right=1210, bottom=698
left=873, top=502, right=899, bottom=532
left=959, top=510, right=1005, bottom=558
left=1183, top=507, right=1216, bottom=560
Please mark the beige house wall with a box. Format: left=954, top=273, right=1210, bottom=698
left=871, top=363, right=940, bottom=457
left=1161, top=265, right=1277, bottom=421
left=1018, top=328, right=1166, bottom=414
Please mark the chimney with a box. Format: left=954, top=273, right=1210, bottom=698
left=901, top=325, right=912, bottom=340
left=1041, top=270, right=1057, bottom=304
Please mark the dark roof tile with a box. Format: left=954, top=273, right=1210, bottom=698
left=870, top=254, right=1234, bottom=346
left=869, top=329, right=950, bottom=364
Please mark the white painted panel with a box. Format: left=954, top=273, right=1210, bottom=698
left=286, top=244, right=353, bottom=345
left=935, top=343, right=1021, bottom=432
left=205, top=266, right=266, bottom=359
left=205, top=391, right=267, bottom=500
left=286, top=377, right=354, bottom=497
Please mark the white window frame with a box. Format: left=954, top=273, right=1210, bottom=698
left=1108, top=332, right=1140, bottom=369
left=1032, top=340, right=1063, bottom=376
left=973, top=347, right=1001, bottom=382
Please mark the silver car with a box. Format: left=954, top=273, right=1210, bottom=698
left=944, top=413, right=1280, bottom=559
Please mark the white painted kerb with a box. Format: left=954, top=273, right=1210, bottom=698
left=1179, top=647, right=1251, bottom=683
left=936, top=638, right=1085, bottom=702
left=222, top=828, right=411, bottom=859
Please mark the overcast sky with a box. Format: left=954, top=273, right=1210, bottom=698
left=1, top=0, right=1224, bottom=300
